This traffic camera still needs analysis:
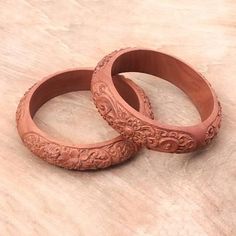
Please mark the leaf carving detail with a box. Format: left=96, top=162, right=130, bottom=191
left=92, top=79, right=197, bottom=153
left=22, top=133, right=138, bottom=170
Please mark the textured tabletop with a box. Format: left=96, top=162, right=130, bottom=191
left=0, top=1, right=235, bottom=235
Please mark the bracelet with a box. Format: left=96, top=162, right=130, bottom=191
left=91, top=48, right=222, bottom=153
left=16, top=68, right=154, bottom=170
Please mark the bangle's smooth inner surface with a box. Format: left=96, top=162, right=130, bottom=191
left=111, top=50, right=214, bottom=121
left=30, top=70, right=140, bottom=118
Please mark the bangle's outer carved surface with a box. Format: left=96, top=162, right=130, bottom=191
left=16, top=69, right=154, bottom=170
left=91, top=48, right=222, bottom=153
left=92, top=80, right=196, bottom=153
left=22, top=132, right=137, bottom=170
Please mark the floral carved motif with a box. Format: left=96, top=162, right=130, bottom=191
left=16, top=95, right=27, bottom=124
left=92, top=80, right=196, bottom=153
left=16, top=83, right=37, bottom=124
left=94, top=48, right=130, bottom=74
left=17, top=75, right=154, bottom=170
left=22, top=132, right=138, bottom=170
left=205, top=101, right=222, bottom=145
left=92, top=49, right=222, bottom=152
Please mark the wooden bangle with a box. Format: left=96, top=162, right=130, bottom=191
left=91, top=48, right=222, bottom=153
left=16, top=68, right=154, bottom=170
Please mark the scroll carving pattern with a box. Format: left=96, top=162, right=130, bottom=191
left=92, top=49, right=222, bottom=152
left=16, top=76, right=154, bottom=170
left=22, top=132, right=138, bottom=170
left=205, top=101, right=222, bottom=145
left=16, top=48, right=222, bottom=169
left=92, top=79, right=196, bottom=153
left=16, top=83, right=37, bottom=124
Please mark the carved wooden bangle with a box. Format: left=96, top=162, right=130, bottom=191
left=91, top=48, right=222, bottom=153
left=16, top=68, right=154, bottom=170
